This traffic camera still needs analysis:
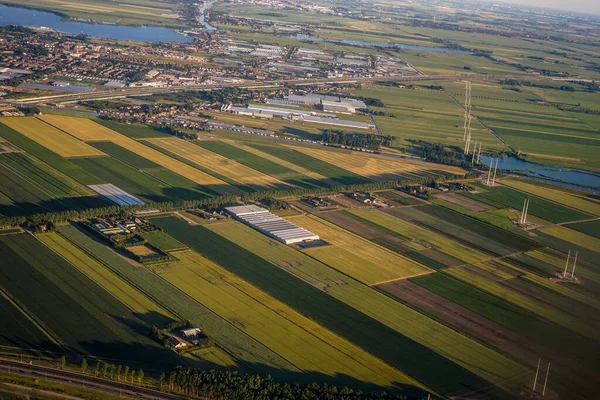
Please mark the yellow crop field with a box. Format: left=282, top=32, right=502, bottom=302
left=289, top=145, right=465, bottom=180
left=158, top=250, right=421, bottom=389
left=207, top=222, right=529, bottom=391
left=287, top=215, right=431, bottom=284
left=1, top=117, right=105, bottom=158
left=184, top=346, right=238, bottom=368
left=38, top=232, right=173, bottom=319
left=348, top=209, right=490, bottom=265
left=146, top=138, right=288, bottom=191
left=222, top=139, right=340, bottom=186
left=502, top=179, right=600, bottom=216
left=40, top=115, right=239, bottom=195
left=541, top=226, right=600, bottom=252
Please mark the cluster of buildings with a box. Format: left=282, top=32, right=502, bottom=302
left=277, top=94, right=367, bottom=114
left=91, top=216, right=145, bottom=237
left=221, top=99, right=376, bottom=130
left=225, top=205, right=319, bottom=245
left=167, top=327, right=205, bottom=349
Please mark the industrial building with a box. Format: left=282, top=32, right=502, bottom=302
left=225, top=205, right=319, bottom=245
left=281, top=94, right=367, bottom=114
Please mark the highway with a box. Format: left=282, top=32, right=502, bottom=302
left=0, top=357, right=190, bottom=400
left=9, top=73, right=482, bottom=105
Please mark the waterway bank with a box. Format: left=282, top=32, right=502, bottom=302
left=0, top=5, right=192, bottom=42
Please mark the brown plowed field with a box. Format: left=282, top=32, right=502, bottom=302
left=435, top=192, right=495, bottom=212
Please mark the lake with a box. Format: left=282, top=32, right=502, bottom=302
left=289, top=34, right=473, bottom=54
left=481, top=156, right=600, bottom=194
left=0, top=5, right=192, bottom=43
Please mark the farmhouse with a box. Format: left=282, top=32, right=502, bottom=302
left=167, top=336, right=186, bottom=349
left=225, top=205, right=319, bottom=245
left=180, top=328, right=202, bottom=339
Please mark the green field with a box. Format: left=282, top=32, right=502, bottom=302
left=0, top=123, right=100, bottom=185
left=58, top=224, right=298, bottom=378
left=389, top=205, right=541, bottom=256
left=153, top=216, right=528, bottom=397
left=155, top=250, right=419, bottom=391
left=348, top=85, right=504, bottom=152
left=411, top=273, right=599, bottom=368
left=0, top=233, right=182, bottom=367
left=89, top=141, right=161, bottom=170
left=466, top=185, right=590, bottom=223
left=72, top=156, right=170, bottom=203
left=0, top=291, right=57, bottom=352
left=567, top=219, right=600, bottom=239
left=195, top=140, right=328, bottom=189
left=0, top=152, right=107, bottom=216
left=95, top=120, right=171, bottom=139
left=142, top=230, right=188, bottom=252
left=248, top=143, right=372, bottom=186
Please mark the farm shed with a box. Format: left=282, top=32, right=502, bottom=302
left=225, top=205, right=319, bottom=245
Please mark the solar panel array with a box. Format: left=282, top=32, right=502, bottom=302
left=88, top=183, right=145, bottom=206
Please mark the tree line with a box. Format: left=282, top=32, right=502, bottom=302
left=158, top=367, right=428, bottom=400
left=321, top=130, right=392, bottom=151
left=0, top=176, right=470, bottom=228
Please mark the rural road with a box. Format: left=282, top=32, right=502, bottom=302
left=0, top=358, right=189, bottom=400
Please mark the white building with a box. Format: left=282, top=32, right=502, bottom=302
left=225, top=205, right=319, bottom=245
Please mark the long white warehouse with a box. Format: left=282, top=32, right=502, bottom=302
left=225, top=205, right=319, bottom=245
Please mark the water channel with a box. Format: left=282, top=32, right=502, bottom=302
left=481, top=156, right=600, bottom=194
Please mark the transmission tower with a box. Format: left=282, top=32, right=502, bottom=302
left=463, top=81, right=473, bottom=154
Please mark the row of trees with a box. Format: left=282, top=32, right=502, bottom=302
left=353, top=96, right=385, bottom=107
left=0, top=194, right=239, bottom=228
left=1, top=175, right=472, bottom=228
left=158, top=367, right=427, bottom=400
left=321, top=130, right=392, bottom=151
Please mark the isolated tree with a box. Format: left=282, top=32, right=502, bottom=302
left=130, top=369, right=136, bottom=383
left=137, top=369, right=144, bottom=385
left=58, top=356, right=66, bottom=370
left=110, top=364, right=116, bottom=379
left=117, top=365, right=123, bottom=381
left=124, top=365, right=130, bottom=380
left=80, top=358, right=88, bottom=373
left=102, top=363, right=109, bottom=377
left=158, top=372, right=165, bottom=389
left=94, top=361, right=100, bottom=377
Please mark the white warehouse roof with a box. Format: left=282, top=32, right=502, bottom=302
left=225, top=205, right=319, bottom=244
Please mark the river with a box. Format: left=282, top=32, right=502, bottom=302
left=0, top=5, right=192, bottom=42
left=197, top=2, right=217, bottom=31
left=481, top=156, right=600, bottom=194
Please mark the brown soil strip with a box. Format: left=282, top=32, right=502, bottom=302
left=435, top=192, right=495, bottom=212
left=419, top=248, right=464, bottom=267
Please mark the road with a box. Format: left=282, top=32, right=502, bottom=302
left=0, top=357, right=190, bottom=400
left=10, top=73, right=499, bottom=105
